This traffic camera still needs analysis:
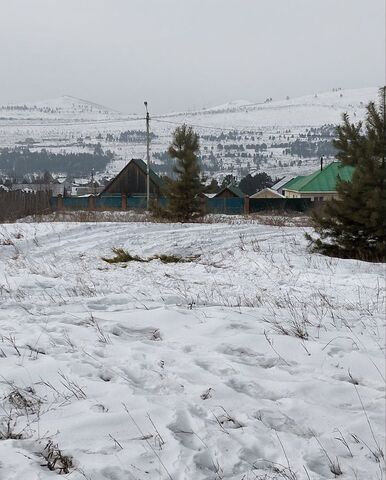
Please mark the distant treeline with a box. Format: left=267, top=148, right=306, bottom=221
left=283, top=139, right=337, bottom=158
left=0, top=147, right=114, bottom=177
left=104, top=130, right=157, bottom=143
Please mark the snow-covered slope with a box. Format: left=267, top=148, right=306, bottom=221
left=159, top=87, right=376, bottom=127
left=0, top=95, right=130, bottom=123
left=0, top=87, right=376, bottom=128
left=0, top=87, right=379, bottom=179
left=0, top=219, right=384, bottom=480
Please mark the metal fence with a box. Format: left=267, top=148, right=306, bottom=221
left=51, top=195, right=313, bottom=215
left=95, top=195, right=121, bottom=209
left=249, top=198, right=312, bottom=213
left=205, top=197, right=245, bottom=214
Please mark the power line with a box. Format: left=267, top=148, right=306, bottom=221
left=0, top=112, right=339, bottom=139
left=152, top=117, right=275, bottom=132
left=151, top=117, right=338, bottom=137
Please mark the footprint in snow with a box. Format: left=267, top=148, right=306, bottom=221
left=91, top=404, right=109, bottom=413
left=167, top=409, right=202, bottom=451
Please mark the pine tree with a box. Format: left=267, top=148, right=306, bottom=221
left=239, top=172, right=273, bottom=195
left=163, top=124, right=203, bottom=221
left=308, top=87, right=386, bottom=261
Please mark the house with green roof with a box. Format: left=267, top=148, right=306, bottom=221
left=101, top=158, right=163, bottom=197
left=282, top=162, right=355, bottom=201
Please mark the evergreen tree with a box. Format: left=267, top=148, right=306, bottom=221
left=204, top=178, right=219, bottom=193
left=220, top=174, right=236, bottom=189
left=307, top=87, right=386, bottom=262
left=239, top=172, right=273, bottom=195
left=163, top=124, right=203, bottom=221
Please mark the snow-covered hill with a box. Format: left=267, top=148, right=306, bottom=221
left=0, top=87, right=379, bottom=180
left=0, top=95, right=130, bottom=123
left=157, top=87, right=376, bottom=127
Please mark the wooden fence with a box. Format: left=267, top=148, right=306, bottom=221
left=0, top=190, right=52, bottom=222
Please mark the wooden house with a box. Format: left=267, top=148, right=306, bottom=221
left=101, top=159, right=163, bottom=197
left=214, top=184, right=245, bottom=199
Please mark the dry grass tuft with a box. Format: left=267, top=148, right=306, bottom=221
left=42, top=440, right=74, bottom=474
left=102, top=248, right=199, bottom=264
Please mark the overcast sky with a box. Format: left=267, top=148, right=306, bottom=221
left=0, top=0, right=384, bottom=113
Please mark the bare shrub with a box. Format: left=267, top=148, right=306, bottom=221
left=7, top=387, right=42, bottom=415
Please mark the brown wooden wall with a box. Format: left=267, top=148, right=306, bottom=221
left=0, top=190, right=52, bottom=221
left=216, top=189, right=239, bottom=199
left=104, top=163, right=160, bottom=196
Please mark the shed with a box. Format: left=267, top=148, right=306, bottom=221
left=101, top=159, right=163, bottom=197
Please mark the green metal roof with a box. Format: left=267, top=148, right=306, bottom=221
left=283, top=162, right=355, bottom=192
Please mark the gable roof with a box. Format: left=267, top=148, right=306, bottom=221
left=215, top=184, right=245, bottom=198
left=101, top=158, right=163, bottom=194
left=250, top=187, right=284, bottom=198
left=283, top=162, right=355, bottom=192
left=271, top=175, right=294, bottom=191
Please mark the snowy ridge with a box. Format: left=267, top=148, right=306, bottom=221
left=0, top=87, right=377, bottom=127
left=0, top=95, right=128, bottom=123
left=159, top=87, right=378, bottom=128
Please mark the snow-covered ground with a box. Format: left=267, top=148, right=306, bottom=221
left=0, top=220, right=384, bottom=480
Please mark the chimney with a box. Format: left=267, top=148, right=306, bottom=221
left=320, top=156, right=324, bottom=171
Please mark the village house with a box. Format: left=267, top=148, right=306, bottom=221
left=101, top=158, right=163, bottom=197
left=213, top=184, right=245, bottom=199
left=12, top=183, right=65, bottom=197
left=270, top=175, right=295, bottom=196
left=282, top=161, right=355, bottom=201
left=250, top=187, right=284, bottom=199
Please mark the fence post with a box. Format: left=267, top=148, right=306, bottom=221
left=121, top=193, right=127, bottom=210
left=88, top=195, right=96, bottom=210
left=244, top=196, right=250, bottom=215
left=57, top=194, right=64, bottom=211
left=199, top=196, right=206, bottom=215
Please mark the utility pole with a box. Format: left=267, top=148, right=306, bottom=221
left=144, top=101, right=150, bottom=209
left=91, top=168, right=95, bottom=195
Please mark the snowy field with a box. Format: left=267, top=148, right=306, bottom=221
left=0, top=220, right=384, bottom=480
